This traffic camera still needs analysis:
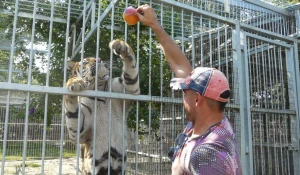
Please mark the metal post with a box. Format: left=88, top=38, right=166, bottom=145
left=295, top=10, right=300, bottom=36
left=286, top=43, right=300, bottom=175
left=232, top=22, right=254, bottom=175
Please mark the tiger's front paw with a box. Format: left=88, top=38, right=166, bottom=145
left=109, top=39, right=133, bottom=58
left=66, top=77, right=87, bottom=91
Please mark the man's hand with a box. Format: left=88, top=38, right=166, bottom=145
left=135, top=4, right=161, bottom=31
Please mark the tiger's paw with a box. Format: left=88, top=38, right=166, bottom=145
left=66, top=77, right=87, bottom=91
left=109, top=39, right=133, bottom=58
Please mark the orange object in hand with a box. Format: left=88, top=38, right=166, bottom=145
left=123, top=6, right=139, bottom=25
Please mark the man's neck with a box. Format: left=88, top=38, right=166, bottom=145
left=192, top=113, right=223, bottom=137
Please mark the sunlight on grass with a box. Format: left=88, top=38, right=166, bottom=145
left=0, top=141, right=76, bottom=160
left=22, top=163, right=41, bottom=168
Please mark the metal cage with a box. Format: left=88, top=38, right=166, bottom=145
left=0, top=0, right=300, bottom=174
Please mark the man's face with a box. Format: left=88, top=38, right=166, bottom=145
left=182, top=89, right=197, bottom=121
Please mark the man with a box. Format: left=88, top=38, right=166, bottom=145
left=135, top=4, right=242, bottom=175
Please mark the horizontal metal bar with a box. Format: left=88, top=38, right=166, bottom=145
left=2, top=140, right=69, bottom=142
left=153, top=0, right=237, bottom=25
left=0, top=69, right=23, bottom=73
left=240, top=23, right=297, bottom=43
left=0, top=123, right=65, bottom=126
left=245, top=32, right=292, bottom=48
left=243, top=0, right=290, bottom=16
left=251, top=107, right=296, bottom=115
left=0, top=9, right=67, bottom=23
left=127, top=150, right=169, bottom=161
left=252, top=143, right=290, bottom=148
left=0, top=82, right=182, bottom=104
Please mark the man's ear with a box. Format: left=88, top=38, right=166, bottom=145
left=195, top=92, right=202, bottom=106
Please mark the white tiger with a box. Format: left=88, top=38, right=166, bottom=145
left=64, top=39, right=140, bottom=175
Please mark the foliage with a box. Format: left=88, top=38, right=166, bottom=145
left=263, top=0, right=300, bottom=7
left=0, top=0, right=175, bottom=137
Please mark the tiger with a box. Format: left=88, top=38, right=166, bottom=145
left=64, top=39, right=140, bottom=175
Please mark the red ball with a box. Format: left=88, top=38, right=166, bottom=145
left=123, top=6, right=139, bottom=25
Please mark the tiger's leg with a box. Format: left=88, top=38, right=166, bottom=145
left=64, top=77, right=92, bottom=143
left=109, top=39, right=140, bottom=95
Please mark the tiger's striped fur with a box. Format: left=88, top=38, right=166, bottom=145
left=64, top=39, right=139, bottom=175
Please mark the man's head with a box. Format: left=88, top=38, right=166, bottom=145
left=170, top=67, right=230, bottom=112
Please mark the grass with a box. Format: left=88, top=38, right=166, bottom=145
left=4, top=170, right=16, bottom=174
left=0, top=141, right=76, bottom=160
left=22, top=162, right=41, bottom=167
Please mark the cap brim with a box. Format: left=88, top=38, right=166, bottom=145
left=170, top=78, right=189, bottom=90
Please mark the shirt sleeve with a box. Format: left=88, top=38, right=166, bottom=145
left=189, top=143, right=235, bottom=175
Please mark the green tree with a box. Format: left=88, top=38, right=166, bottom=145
left=0, top=0, right=174, bottom=135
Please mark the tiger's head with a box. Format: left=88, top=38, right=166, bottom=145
left=67, top=57, right=109, bottom=90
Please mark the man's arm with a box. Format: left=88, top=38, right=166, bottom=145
left=135, top=5, right=192, bottom=78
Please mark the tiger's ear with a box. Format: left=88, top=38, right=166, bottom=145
left=67, top=60, right=76, bottom=70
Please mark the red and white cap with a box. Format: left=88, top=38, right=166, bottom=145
left=170, top=67, right=230, bottom=102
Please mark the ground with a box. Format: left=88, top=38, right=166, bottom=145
left=0, top=158, right=82, bottom=175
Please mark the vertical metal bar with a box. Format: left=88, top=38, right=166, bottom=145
left=268, top=44, right=274, bottom=173
left=279, top=115, right=284, bottom=174
left=21, top=92, right=31, bottom=173
left=272, top=13, right=275, bottom=34
left=190, top=12, right=195, bottom=68
left=209, top=19, right=212, bottom=66
left=159, top=4, right=164, bottom=174
left=293, top=42, right=300, bottom=129
left=1, top=91, right=11, bottom=175
left=1, top=0, right=19, bottom=174
left=287, top=43, right=300, bottom=175
left=284, top=115, right=290, bottom=174
left=224, top=0, right=229, bottom=13
left=91, top=1, right=95, bottom=27
left=21, top=0, right=38, bottom=173
left=225, top=26, right=228, bottom=77
left=59, top=0, right=72, bottom=174
left=217, top=22, right=220, bottom=70
left=135, top=0, right=141, bottom=173
left=259, top=43, right=264, bottom=175
left=171, top=4, right=175, bottom=149
left=108, top=1, right=115, bottom=173
left=41, top=1, right=55, bottom=174
left=181, top=9, right=185, bottom=130
left=7, top=0, right=19, bottom=83
left=135, top=103, right=139, bottom=174
left=267, top=44, right=273, bottom=109
left=200, top=15, right=203, bottom=67
left=72, top=25, right=76, bottom=53
left=278, top=46, right=285, bottom=110
left=272, top=47, right=285, bottom=173
left=272, top=45, right=279, bottom=110
left=148, top=1, right=153, bottom=173
left=296, top=10, right=300, bottom=36
left=91, top=1, right=101, bottom=174
left=237, top=23, right=253, bottom=175
left=123, top=0, right=128, bottom=172
left=75, top=1, right=87, bottom=174
left=41, top=97, right=49, bottom=174
left=254, top=40, right=261, bottom=109
left=248, top=38, right=253, bottom=109
left=267, top=12, right=271, bottom=33
left=27, top=0, right=38, bottom=86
